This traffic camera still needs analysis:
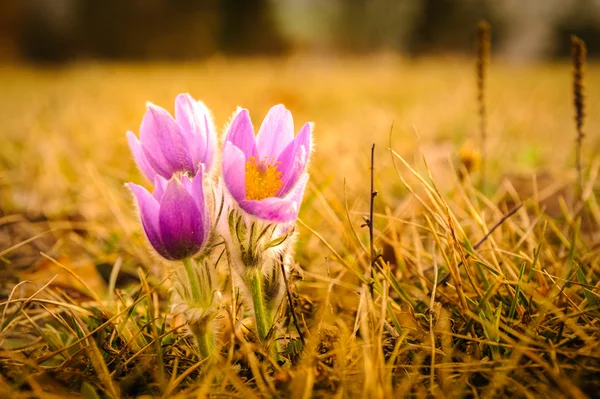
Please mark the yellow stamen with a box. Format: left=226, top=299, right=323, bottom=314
left=245, top=156, right=283, bottom=201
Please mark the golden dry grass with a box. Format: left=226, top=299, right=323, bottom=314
left=1, top=57, right=599, bottom=398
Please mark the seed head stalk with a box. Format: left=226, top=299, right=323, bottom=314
left=476, top=21, right=490, bottom=185
left=572, top=35, right=586, bottom=202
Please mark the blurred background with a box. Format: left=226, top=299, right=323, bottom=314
left=1, top=0, right=599, bottom=63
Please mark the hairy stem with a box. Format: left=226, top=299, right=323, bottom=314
left=250, top=270, right=269, bottom=341
left=190, top=319, right=215, bottom=359
left=183, top=257, right=202, bottom=305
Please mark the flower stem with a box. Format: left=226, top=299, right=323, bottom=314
left=265, top=305, right=282, bottom=360
left=250, top=270, right=269, bottom=341
left=183, top=257, right=202, bottom=305
left=198, top=331, right=215, bottom=358
left=190, top=319, right=215, bottom=359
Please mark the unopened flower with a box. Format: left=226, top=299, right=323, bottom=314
left=222, top=104, right=312, bottom=222
left=128, top=171, right=210, bottom=260
left=127, top=93, right=216, bottom=181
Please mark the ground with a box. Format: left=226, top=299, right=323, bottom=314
left=1, top=57, right=599, bottom=398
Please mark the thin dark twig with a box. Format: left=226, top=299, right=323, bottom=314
left=435, top=203, right=522, bottom=288
left=280, top=256, right=305, bottom=346
left=368, top=143, right=377, bottom=296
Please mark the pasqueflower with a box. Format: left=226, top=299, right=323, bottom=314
left=127, top=93, right=216, bottom=181
left=222, top=104, right=311, bottom=222
left=128, top=171, right=210, bottom=260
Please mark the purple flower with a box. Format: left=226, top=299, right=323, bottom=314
left=127, top=170, right=210, bottom=260
left=127, top=93, right=216, bottom=182
left=222, top=104, right=311, bottom=222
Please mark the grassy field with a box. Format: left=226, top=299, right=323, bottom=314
left=1, top=57, right=599, bottom=398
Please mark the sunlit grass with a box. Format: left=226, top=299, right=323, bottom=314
left=1, top=57, right=599, bottom=397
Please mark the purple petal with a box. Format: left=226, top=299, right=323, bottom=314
left=180, top=174, right=193, bottom=191
left=152, top=175, right=168, bottom=201
left=190, top=170, right=211, bottom=243
left=222, top=141, right=247, bottom=202
left=127, top=183, right=166, bottom=257
left=239, top=174, right=308, bottom=222
left=158, top=178, right=205, bottom=260
left=127, top=131, right=157, bottom=182
left=174, top=94, right=214, bottom=172
left=140, top=103, right=195, bottom=178
left=285, top=172, right=309, bottom=208
left=256, top=104, right=294, bottom=159
left=276, top=122, right=312, bottom=197
left=239, top=198, right=298, bottom=223
left=180, top=173, right=208, bottom=242
left=198, top=101, right=217, bottom=173
left=224, top=109, right=257, bottom=159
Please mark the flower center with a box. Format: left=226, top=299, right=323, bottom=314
left=245, top=156, right=283, bottom=201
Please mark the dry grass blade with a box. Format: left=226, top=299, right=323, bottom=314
left=0, top=229, right=57, bottom=259
left=436, top=204, right=522, bottom=287
left=39, top=252, right=110, bottom=316
left=70, top=312, right=120, bottom=398
left=1, top=276, right=57, bottom=332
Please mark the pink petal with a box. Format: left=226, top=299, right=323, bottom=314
left=239, top=174, right=308, bottom=222
left=285, top=172, right=309, bottom=207
left=174, top=94, right=214, bottom=172
left=127, top=182, right=165, bottom=257
left=256, top=104, right=294, bottom=159
left=222, top=141, right=247, bottom=202
left=179, top=173, right=209, bottom=242
left=180, top=174, right=193, bottom=191
left=198, top=101, right=217, bottom=173
left=224, top=109, right=257, bottom=159
left=127, top=131, right=156, bottom=182
left=239, top=198, right=298, bottom=223
left=152, top=175, right=168, bottom=201
left=190, top=170, right=211, bottom=243
left=276, top=122, right=312, bottom=197
left=140, top=103, right=195, bottom=178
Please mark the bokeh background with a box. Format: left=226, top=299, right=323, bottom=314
left=1, top=0, right=600, bottom=63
